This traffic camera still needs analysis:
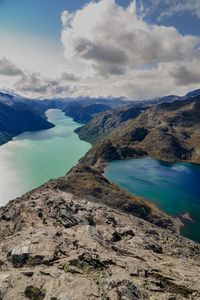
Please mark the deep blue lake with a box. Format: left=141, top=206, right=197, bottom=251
left=105, top=157, right=200, bottom=242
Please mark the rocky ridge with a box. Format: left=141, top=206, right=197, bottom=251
left=0, top=183, right=200, bottom=299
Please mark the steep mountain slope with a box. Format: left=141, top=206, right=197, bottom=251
left=186, top=89, right=200, bottom=98
left=76, top=105, right=144, bottom=143
left=0, top=89, right=195, bottom=146
left=44, top=93, right=186, bottom=126
left=0, top=100, right=54, bottom=145
left=0, top=92, right=130, bottom=145
left=43, top=97, right=130, bottom=124
left=63, top=103, right=112, bottom=123
left=75, top=90, right=200, bottom=145
left=83, top=96, right=200, bottom=167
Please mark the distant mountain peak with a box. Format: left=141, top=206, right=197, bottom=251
left=186, top=89, right=200, bottom=98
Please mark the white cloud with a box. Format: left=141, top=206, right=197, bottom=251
left=14, top=72, right=77, bottom=98
left=0, top=32, right=65, bottom=76
left=169, top=58, right=200, bottom=86
left=58, top=0, right=200, bottom=99
left=61, top=0, right=199, bottom=78
left=0, top=57, right=23, bottom=76
left=1, top=0, right=200, bottom=100
left=15, top=73, right=52, bottom=94
left=61, top=71, right=80, bottom=81
left=157, top=0, right=200, bottom=20
left=137, top=0, right=200, bottom=21
left=0, top=32, right=78, bottom=98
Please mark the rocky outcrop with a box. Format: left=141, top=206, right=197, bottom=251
left=58, top=165, right=177, bottom=232
left=0, top=186, right=199, bottom=299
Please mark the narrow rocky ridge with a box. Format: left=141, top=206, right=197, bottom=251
left=0, top=186, right=200, bottom=299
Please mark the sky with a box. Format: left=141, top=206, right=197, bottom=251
left=0, top=0, right=200, bottom=100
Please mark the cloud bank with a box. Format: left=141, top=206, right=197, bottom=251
left=61, top=0, right=198, bottom=78
left=60, top=0, right=200, bottom=98
left=1, top=0, right=200, bottom=99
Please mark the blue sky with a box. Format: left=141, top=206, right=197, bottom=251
left=142, top=1, right=200, bottom=37
left=0, top=0, right=200, bottom=99
left=0, top=0, right=132, bottom=43
left=1, top=0, right=199, bottom=42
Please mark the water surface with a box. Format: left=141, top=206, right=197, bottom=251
left=105, top=157, right=200, bottom=242
left=0, top=109, right=91, bottom=205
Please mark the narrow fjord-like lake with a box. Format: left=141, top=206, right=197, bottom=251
left=105, top=157, right=200, bottom=242
left=0, top=109, right=91, bottom=205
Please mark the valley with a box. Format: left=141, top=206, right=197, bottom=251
left=0, top=92, right=128, bottom=146
left=0, top=89, right=199, bottom=299
left=0, top=109, right=90, bottom=204
left=1, top=1, right=200, bottom=298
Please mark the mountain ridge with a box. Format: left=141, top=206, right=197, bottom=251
left=0, top=88, right=199, bottom=146
left=79, top=94, right=200, bottom=169
left=0, top=147, right=199, bottom=299
left=0, top=89, right=200, bottom=298
left=0, top=92, right=130, bottom=145
left=0, top=99, right=54, bottom=145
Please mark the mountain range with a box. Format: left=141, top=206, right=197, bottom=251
left=1, top=88, right=199, bottom=146
left=0, top=92, right=54, bottom=145
left=77, top=91, right=200, bottom=167
left=0, top=89, right=200, bottom=299
left=0, top=92, right=129, bottom=145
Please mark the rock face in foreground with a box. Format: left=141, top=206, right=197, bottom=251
left=0, top=174, right=200, bottom=299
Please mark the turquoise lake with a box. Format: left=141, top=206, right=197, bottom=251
left=0, top=109, right=91, bottom=205
left=105, top=157, right=200, bottom=242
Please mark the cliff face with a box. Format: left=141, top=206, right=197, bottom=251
left=82, top=96, right=200, bottom=166
left=0, top=176, right=200, bottom=299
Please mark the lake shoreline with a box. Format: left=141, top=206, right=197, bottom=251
left=104, top=157, right=200, bottom=242
left=0, top=109, right=91, bottom=205
left=1, top=110, right=199, bottom=242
